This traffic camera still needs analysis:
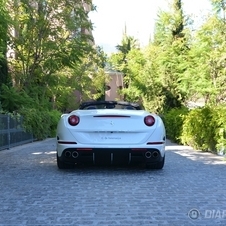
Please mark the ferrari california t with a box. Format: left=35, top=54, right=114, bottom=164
left=56, top=101, right=166, bottom=169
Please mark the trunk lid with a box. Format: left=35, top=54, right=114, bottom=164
left=65, top=109, right=157, bottom=144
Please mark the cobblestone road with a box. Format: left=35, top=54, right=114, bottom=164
left=0, top=138, right=226, bottom=226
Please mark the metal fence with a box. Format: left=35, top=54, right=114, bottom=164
left=0, top=114, right=34, bottom=151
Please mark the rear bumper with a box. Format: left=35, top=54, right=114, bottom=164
left=57, top=148, right=164, bottom=165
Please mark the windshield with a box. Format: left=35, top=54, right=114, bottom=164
left=80, top=101, right=141, bottom=110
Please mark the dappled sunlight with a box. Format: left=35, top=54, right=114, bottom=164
left=44, top=151, right=56, bottom=155
left=174, top=149, right=226, bottom=165
left=166, top=144, right=193, bottom=151
left=166, top=142, right=226, bottom=165
left=39, top=160, right=55, bottom=164
left=32, top=151, right=56, bottom=155
left=30, top=151, right=56, bottom=165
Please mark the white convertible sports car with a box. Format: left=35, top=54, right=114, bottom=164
left=56, top=101, right=166, bottom=169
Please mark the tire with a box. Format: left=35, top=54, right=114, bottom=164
left=146, top=155, right=165, bottom=170
left=57, top=153, right=73, bottom=169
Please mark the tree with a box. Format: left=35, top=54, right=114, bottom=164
left=150, top=0, right=188, bottom=111
left=0, top=0, right=9, bottom=87
left=183, top=0, right=226, bottom=105
left=114, top=28, right=139, bottom=89
left=211, top=0, right=226, bottom=20
left=171, top=0, right=184, bottom=37
left=4, top=0, right=94, bottom=111
left=153, top=0, right=184, bottom=44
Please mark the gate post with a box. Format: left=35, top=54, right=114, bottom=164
left=7, top=114, right=10, bottom=149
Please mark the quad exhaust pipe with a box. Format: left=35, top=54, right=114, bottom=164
left=65, top=151, right=71, bottom=158
left=152, top=151, right=159, bottom=158
left=64, top=151, right=79, bottom=158
left=145, top=151, right=159, bottom=159
left=66, top=150, right=158, bottom=160
left=145, top=151, right=152, bottom=158
left=72, top=151, right=79, bottom=158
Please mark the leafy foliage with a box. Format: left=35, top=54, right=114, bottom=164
left=0, top=84, right=33, bottom=112
left=108, top=0, right=187, bottom=113
left=163, top=107, right=189, bottom=143
left=179, top=105, right=226, bottom=153
left=19, top=107, right=61, bottom=140
left=0, top=0, right=9, bottom=86
left=0, top=0, right=109, bottom=139
left=181, top=106, right=217, bottom=152
left=6, top=0, right=96, bottom=109
left=211, top=105, right=226, bottom=154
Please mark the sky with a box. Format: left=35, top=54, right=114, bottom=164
left=89, top=0, right=212, bottom=54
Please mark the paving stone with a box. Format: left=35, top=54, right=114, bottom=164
left=0, top=139, right=226, bottom=225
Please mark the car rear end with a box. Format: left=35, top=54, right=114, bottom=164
left=56, top=109, right=165, bottom=168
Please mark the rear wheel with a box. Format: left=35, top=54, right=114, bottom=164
left=146, top=155, right=165, bottom=170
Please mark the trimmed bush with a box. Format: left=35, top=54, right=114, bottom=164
left=47, top=110, right=62, bottom=137
left=181, top=106, right=217, bottom=152
left=163, top=104, right=226, bottom=153
left=212, top=105, right=226, bottom=154
left=19, top=108, right=61, bottom=140
left=163, top=107, right=189, bottom=143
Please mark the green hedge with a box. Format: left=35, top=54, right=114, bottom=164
left=162, top=107, right=189, bottom=143
left=180, top=106, right=216, bottom=152
left=19, top=108, right=61, bottom=140
left=164, top=105, right=226, bottom=154
left=211, top=105, right=226, bottom=154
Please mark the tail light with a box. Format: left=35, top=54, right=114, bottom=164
left=144, top=115, right=155, bottom=126
left=68, top=115, right=80, bottom=126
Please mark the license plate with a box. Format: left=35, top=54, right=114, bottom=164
left=100, top=133, right=121, bottom=140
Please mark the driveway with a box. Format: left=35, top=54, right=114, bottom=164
left=0, top=138, right=226, bottom=225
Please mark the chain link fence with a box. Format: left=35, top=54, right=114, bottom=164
left=0, top=114, right=34, bottom=151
